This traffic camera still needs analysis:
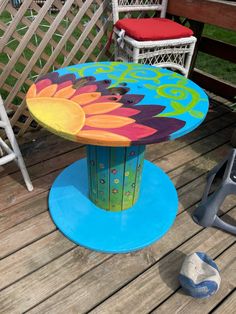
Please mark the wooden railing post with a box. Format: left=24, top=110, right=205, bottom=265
left=167, top=0, right=236, bottom=102
left=188, top=20, right=204, bottom=78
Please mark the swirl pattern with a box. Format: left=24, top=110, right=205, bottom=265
left=68, top=62, right=208, bottom=124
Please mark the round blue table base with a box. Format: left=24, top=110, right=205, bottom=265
left=49, top=159, right=178, bottom=253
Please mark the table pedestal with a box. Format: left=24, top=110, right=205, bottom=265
left=49, top=147, right=178, bottom=253
left=87, top=145, right=145, bottom=211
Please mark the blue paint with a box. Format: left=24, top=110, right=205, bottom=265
left=57, top=62, right=209, bottom=140
left=49, top=158, right=178, bottom=253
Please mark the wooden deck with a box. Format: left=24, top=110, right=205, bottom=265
left=0, top=100, right=235, bottom=314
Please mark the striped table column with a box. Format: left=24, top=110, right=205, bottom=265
left=87, top=145, right=145, bottom=211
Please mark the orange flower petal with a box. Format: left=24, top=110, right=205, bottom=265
left=27, top=84, right=37, bottom=98
left=83, top=102, right=122, bottom=115
left=71, top=92, right=101, bottom=105
left=85, top=115, right=134, bottom=128
left=27, top=97, right=85, bottom=136
left=37, top=84, right=57, bottom=97
left=77, top=130, right=130, bottom=145
left=54, top=86, right=76, bottom=99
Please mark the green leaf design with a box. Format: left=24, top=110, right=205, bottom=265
left=189, top=109, right=205, bottom=119
left=95, top=68, right=105, bottom=73
left=68, top=63, right=206, bottom=121
left=155, top=83, right=206, bottom=119
left=108, top=75, right=137, bottom=83
left=169, top=101, right=185, bottom=112
left=158, top=101, right=186, bottom=117
left=143, top=84, right=157, bottom=90
left=176, top=78, right=188, bottom=87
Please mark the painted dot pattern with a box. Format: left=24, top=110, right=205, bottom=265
left=87, top=145, right=145, bottom=211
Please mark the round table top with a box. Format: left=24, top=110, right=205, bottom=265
left=26, top=62, right=209, bottom=147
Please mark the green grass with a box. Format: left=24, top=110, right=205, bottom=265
left=196, top=24, right=236, bottom=84
left=0, top=10, right=103, bottom=105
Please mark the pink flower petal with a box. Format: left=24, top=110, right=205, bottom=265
left=35, top=79, right=52, bottom=93
left=82, top=123, right=157, bottom=141
left=109, top=123, right=157, bottom=140
left=73, top=85, right=97, bottom=96
left=107, top=107, right=140, bottom=117
left=57, top=81, right=73, bottom=91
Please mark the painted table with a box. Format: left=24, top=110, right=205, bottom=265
left=26, top=62, right=209, bottom=253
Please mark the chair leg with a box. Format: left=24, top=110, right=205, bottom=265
left=132, top=47, right=140, bottom=63
left=5, top=127, right=33, bottom=191
left=0, top=95, right=33, bottom=191
left=0, top=96, right=33, bottom=191
left=185, top=40, right=197, bottom=77
left=15, top=150, right=34, bottom=192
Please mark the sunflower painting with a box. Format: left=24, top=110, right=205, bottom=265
left=26, top=72, right=186, bottom=146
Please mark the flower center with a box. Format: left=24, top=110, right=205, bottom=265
left=27, top=97, right=85, bottom=136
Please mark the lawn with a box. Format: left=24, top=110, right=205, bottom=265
left=196, top=24, right=236, bottom=84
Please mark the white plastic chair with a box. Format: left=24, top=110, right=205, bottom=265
left=112, top=0, right=197, bottom=77
left=0, top=95, right=33, bottom=191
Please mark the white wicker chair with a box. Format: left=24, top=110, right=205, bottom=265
left=112, top=0, right=197, bottom=77
left=0, top=95, right=33, bottom=191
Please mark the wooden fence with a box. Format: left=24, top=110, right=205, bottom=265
left=0, top=0, right=112, bottom=135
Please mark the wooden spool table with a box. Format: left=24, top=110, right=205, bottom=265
left=26, top=62, right=209, bottom=253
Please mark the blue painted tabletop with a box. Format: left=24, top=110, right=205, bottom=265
left=27, top=62, right=209, bottom=146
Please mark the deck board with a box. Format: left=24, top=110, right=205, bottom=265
left=212, top=290, right=236, bottom=313
left=152, top=243, right=236, bottom=314
left=25, top=208, right=236, bottom=314
left=88, top=210, right=235, bottom=314
left=0, top=101, right=235, bottom=313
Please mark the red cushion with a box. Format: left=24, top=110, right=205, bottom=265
left=115, top=18, right=193, bottom=41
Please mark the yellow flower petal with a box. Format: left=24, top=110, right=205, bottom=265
left=54, top=86, right=76, bottom=99
left=85, top=115, right=134, bottom=128
left=77, top=130, right=130, bottom=146
left=37, top=84, right=57, bottom=97
left=27, top=97, right=85, bottom=136
left=71, top=92, right=101, bottom=105
left=27, top=84, right=37, bottom=98
left=83, top=102, right=122, bottom=115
